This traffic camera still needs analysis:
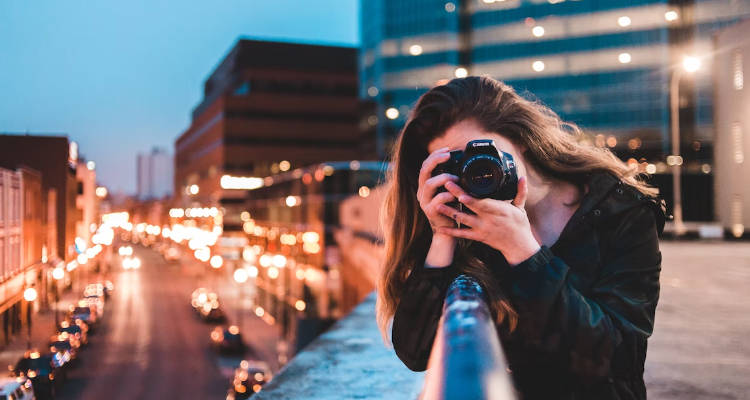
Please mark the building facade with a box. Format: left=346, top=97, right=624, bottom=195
left=0, top=166, right=46, bottom=345
left=137, top=147, right=173, bottom=201
left=0, top=135, right=78, bottom=264
left=713, top=18, right=749, bottom=238
left=174, top=39, right=375, bottom=231
left=76, top=160, right=98, bottom=247
left=361, top=0, right=750, bottom=220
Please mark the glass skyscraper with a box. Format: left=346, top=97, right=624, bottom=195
left=360, top=0, right=749, bottom=169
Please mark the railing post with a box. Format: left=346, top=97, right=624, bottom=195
left=421, top=274, right=516, bottom=400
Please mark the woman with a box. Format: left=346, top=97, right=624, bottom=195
left=377, top=76, right=666, bottom=399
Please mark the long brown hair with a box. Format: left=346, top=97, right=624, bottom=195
left=377, top=76, right=659, bottom=342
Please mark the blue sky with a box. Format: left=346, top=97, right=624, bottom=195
left=0, top=0, right=359, bottom=194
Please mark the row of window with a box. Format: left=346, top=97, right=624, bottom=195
left=0, top=235, right=22, bottom=280
left=232, top=79, right=357, bottom=98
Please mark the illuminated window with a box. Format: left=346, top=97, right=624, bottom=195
left=731, top=122, right=744, bottom=164
left=733, top=50, right=744, bottom=91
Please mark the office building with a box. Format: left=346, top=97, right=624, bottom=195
left=361, top=0, right=750, bottom=220
left=76, top=159, right=99, bottom=246
left=713, top=19, right=749, bottom=238
left=0, top=134, right=78, bottom=263
left=137, top=147, right=173, bottom=200
left=0, top=166, right=46, bottom=344
left=174, top=38, right=374, bottom=230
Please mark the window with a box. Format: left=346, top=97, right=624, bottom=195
left=733, top=50, right=744, bottom=91
left=732, top=121, right=744, bottom=164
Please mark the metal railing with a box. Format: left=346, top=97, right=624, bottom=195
left=421, top=275, right=517, bottom=400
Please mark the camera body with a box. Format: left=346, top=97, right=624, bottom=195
left=432, top=139, right=518, bottom=201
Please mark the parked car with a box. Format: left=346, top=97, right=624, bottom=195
left=164, top=246, right=180, bottom=262
left=201, top=306, right=227, bottom=323
left=49, top=333, right=79, bottom=362
left=210, top=326, right=245, bottom=355
left=58, top=320, right=87, bottom=346
left=121, top=256, right=141, bottom=270
left=226, top=360, right=273, bottom=400
left=69, top=302, right=97, bottom=331
left=191, top=289, right=227, bottom=322
left=81, top=296, right=104, bottom=319
left=0, top=376, right=34, bottom=400
left=10, top=350, right=61, bottom=399
left=190, top=288, right=211, bottom=311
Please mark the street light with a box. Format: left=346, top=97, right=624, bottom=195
left=23, top=287, right=38, bottom=350
left=52, top=267, right=65, bottom=327
left=234, top=267, right=249, bottom=330
left=669, top=55, right=702, bottom=236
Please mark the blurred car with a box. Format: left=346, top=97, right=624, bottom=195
left=190, top=288, right=210, bottom=311
left=164, top=246, right=180, bottom=262
left=201, top=306, right=227, bottom=323
left=121, top=256, right=141, bottom=270
left=58, top=320, right=87, bottom=346
left=117, top=245, right=133, bottom=257
left=49, top=332, right=80, bottom=359
left=226, top=360, right=273, bottom=400
left=81, top=295, right=104, bottom=319
left=83, top=283, right=104, bottom=299
left=210, top=326, right=246, bottom=355
left=191, top=289, right=227, bottom=322
left=10, top=350, right=62, bottom=400
left=69, top=302, right=97, bottom=330
left=0, top=376, right=35, bottom=400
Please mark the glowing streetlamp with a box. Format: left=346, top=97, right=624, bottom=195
left=210, top=255, right=223, bottom=269
left=233, top=268, right=249, bottom=284
left=669, top=55, right=702, bottom=236
left=23, top=287, right=37, bottom=349
left=52, top=267, right=65, bottom=326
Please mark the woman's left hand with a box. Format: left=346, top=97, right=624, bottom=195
left=435, top=176, right=541, bottom=266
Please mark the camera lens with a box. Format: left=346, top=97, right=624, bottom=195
left=461, top=155, right=505, bottom=197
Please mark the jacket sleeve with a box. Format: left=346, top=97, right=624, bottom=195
left=391, top=263, right=459, bottom=371
left=503, top=204, right=661, bottom=378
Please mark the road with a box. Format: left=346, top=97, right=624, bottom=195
left=57, top=244, right=271, bottom=400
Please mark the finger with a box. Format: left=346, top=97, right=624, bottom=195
left=418, top=148, right=451, bottom=188
left=430, top=191, right=457, bottom=207
left=436, top=226, right=481, bottom=241
left=512, top=176, right=528, bottom=209
left=444, top=181, right=490, bottom=214
left=436, top=204, right=479, bottom=227
left=421, top=173, right=458, bottom=202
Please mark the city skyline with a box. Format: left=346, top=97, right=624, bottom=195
left=0, top=1, right=360, bottom=194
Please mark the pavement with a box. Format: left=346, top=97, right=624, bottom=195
left=255, top=240, right=750, bottom=400
left=0, top=280, right=88, bottom=371
left=645, top=240, right=750, bottom=400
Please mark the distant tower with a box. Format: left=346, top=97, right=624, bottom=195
left=136, top=147, right=173, bottom=200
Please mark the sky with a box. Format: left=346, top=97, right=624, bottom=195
left=0, top=0, right=360, bottom=194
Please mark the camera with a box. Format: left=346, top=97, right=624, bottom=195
left=432, top=139, right=518, bottom=201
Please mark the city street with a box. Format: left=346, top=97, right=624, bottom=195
left=54, top=244, right=280, bottom=400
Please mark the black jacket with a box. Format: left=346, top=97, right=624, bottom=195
left=392, top=171, right=666, bottom=399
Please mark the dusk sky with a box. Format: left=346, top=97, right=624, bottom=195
left=0, top=1, right=359, bottom=194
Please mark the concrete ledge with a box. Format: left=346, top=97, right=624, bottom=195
left=255, top=291, right=424, bottom=400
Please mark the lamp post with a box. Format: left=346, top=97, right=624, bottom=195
left=669, top=55, right=701, bottom=237
left=23, top=287, right=38, bottom=350
left=233, top=267, right=249, bottom=330
left=52, top=266, right=65, bottom=327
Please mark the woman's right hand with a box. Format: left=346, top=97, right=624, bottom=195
left=417, top=147, right=459, bottom=267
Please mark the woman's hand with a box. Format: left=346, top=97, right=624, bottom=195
left=435, top=176, right=541, bottom=266
left=417, top=147, right=459, bottom=236
left=417, top=147, right=459, bottom=267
